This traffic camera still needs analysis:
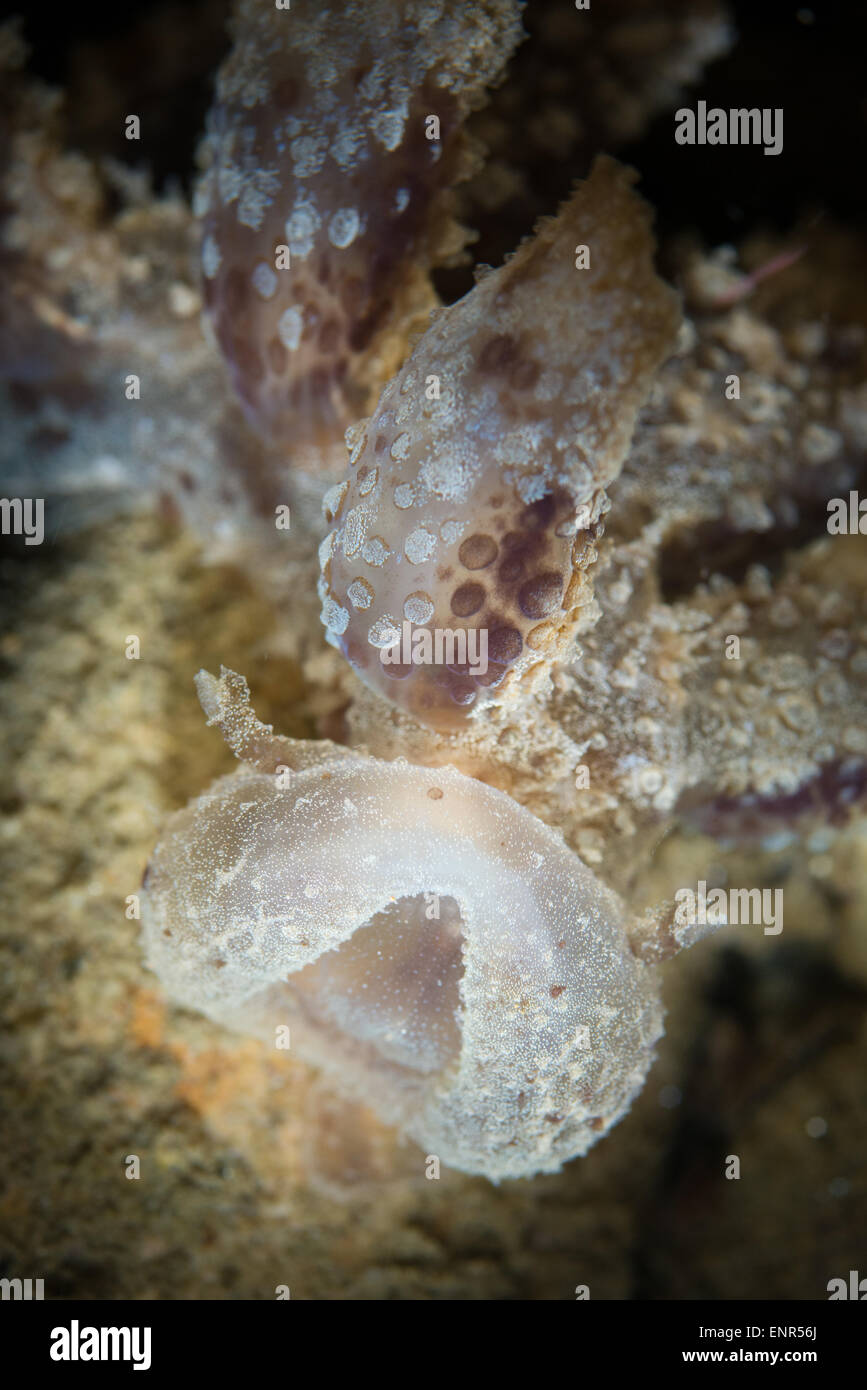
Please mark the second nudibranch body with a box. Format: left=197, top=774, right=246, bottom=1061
left=318, top=158, right=681, bottom=729
left=195, top=0, right=524, bottom=452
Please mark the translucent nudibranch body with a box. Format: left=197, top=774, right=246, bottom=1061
left=318, top=157, right=681, bottom=729
left=195, top=0, right=524, bottom=449
left=140, top=669, right=665, bottom=1181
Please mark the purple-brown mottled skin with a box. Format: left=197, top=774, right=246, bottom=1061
left=319, top=158, right=681, bottom=730
left=187, top=1, right=867, bottom=867
left=195, top=0, right=524, bottom=451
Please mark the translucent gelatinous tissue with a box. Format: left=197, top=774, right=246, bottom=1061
left=140, top=669, right=665, bottom=1180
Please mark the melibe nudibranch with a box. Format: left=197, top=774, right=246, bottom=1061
left=139, top=668, right=722, bottom=1182
left=317, top=156, right=681, bottom=730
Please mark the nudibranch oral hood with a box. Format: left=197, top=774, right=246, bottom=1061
left=140, top=670, right=715, bottom=1182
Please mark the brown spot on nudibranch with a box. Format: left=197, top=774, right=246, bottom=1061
left=510, top=358, right=541, bottom=391
left=450, top=582, right=486, bottom=617
left=459, top=533, right=498, bottom=570
left=477, top=332, right=521, bottom=375
left=488, top=627, right=523, bottom=664
left=519, top=572, right=564, bottom=619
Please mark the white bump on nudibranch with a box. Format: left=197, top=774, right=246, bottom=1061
left=322, top=597, right=350, bottom=635
left=202, top=234, right=221, bottom=279
left=251, top=263, right=277, bottom=299
left=345, top=422, right=367, bottom=466
left=404, top=527, right=436, bottom=564
left=348, top=578, right=375, bottom=610
left=358, top=468, right=378, bottom=497
left=404, top=592, right=434, bottom=624
left=291, top=135, right=327, bottom=178
left=331, top=125, right=366, bottom=170
left=370, top=106, right=407, bottom=152
left=328, top=208, right=361, bottom=249
left=217, top=160, right=242, bottom=206
left=362, top=537, right=390, bottom=567
left=192, top=182, right=211, bottom=218
left=322, top=481, right=348, bottom=522
left=394, top=187, right=411, bottom=214
left=393, top=484, right=415, bottom=509
left=368, top=615, right=401, bottom=648
left=390, top=432, right=412, bottom=462
left=514, top=471, right=549, bottom=504
left=318, top=533, right=336, bottom=570
left=277, top=307, right=304, bottom=351
left=419, top=453, right=470, bottom=502
left=237, top=170, right=281, bottom=231
left=285, top=201, right=319, bottom=260
left=342, top=507, right=366, bottom=558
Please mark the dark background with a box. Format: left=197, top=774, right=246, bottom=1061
left=4, top=0, right=866, bottom=246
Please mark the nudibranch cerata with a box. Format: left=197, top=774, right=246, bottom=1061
left=317, top=157, right=680, bottom=729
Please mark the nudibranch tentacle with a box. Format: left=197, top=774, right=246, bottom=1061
left=318, top=156, right=681, bottom=729
left=195, top=0, right=524, bottom=456
left=141, top=667, right=667, bottom=1181
left=194, top=665, right=362, bottom=777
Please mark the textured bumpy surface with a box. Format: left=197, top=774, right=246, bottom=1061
left=336, top=230, right=867, bottom=888
left=3, top=0, right=867, bottom=1299
left=196, top=0, right=524, bottom=454
left=140, top=671, right=663, bottom=1180
left=319, top=157, right=681, bottom=728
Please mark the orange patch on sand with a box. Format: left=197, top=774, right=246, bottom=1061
left=168, top=1038, right=411, bottom=1186
left=170, top=1040, right=273, bottom=1120
left=126, top=987, right=167, bottom=1049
